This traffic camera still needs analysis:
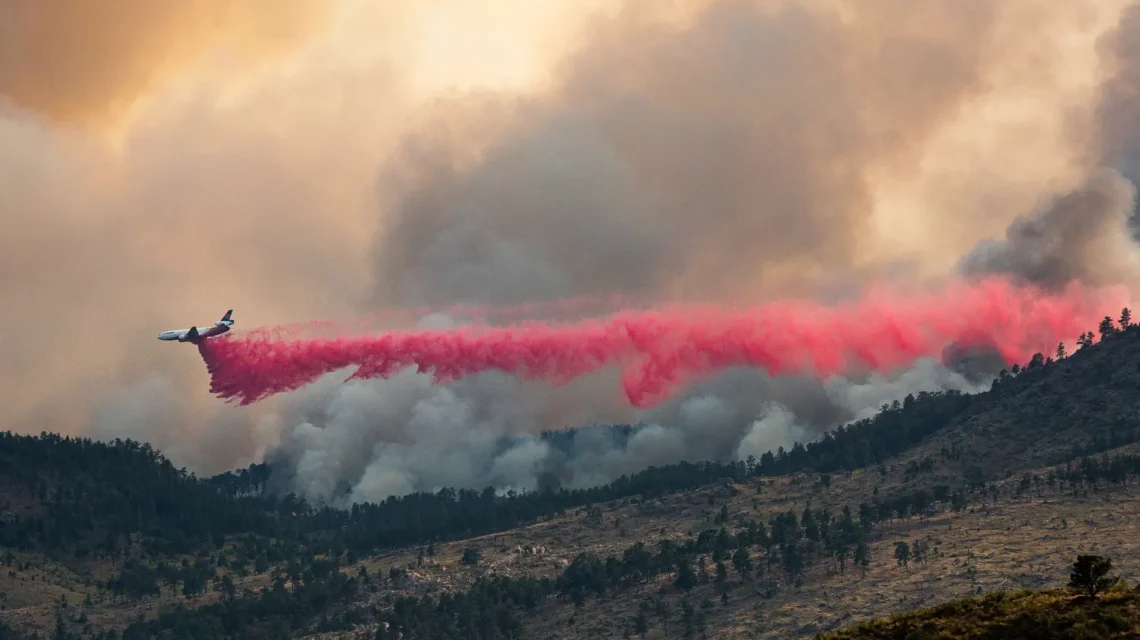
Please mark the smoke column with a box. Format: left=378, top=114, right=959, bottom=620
left=199, top=277, right=1122, bottom=409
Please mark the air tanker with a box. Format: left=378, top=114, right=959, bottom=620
left=157, top=310, right=234, bottom=343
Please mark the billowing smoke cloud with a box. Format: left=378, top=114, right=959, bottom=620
left=956, top=3, right=1140, bottom=292
left=373, top=0, right=1010, bottom=305
left=1099, top=3, right=1140, bottom=192
left=3, top=0, right=1137, bottom=497
left=958, top=169, right=1140, bottom=288
left=266, top=356, right=995, bottom=505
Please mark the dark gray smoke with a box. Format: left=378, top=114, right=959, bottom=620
left=1099, top=3, right=1140, bottom=195
left=957, top=169, right=1140, bottom=288
left=957, top=4, right=1140, bottom=292
left=941, top=342, right=1009, bottom=385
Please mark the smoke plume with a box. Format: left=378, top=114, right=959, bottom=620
left=1099, top=3, right=1140, bottom=193
left=3, top=0, right=1138, bottom=502
left=958, top=169, right=1140, bottom=288
left=373, top=0, right=1007, bottom=304
left=264, top=356, right=998, bottom=505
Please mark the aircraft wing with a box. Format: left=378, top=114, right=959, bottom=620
left=186, top=326, right=200, bottom=340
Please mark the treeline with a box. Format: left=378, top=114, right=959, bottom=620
left=100, top=533, right=321, bottom=601
left=120, top=568, right=545, bottom=640
left=121, top=556, right=366, bottom=640
left=1013, top=451, right=1140, bottom=499
left=0, top=432, right=281, bottom=557
left=0, top=428, right=748, bottom=558
left=558, top=504, right=871, bottom=604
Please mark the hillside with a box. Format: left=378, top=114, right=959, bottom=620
left=1, top=314, right=1139, bottom=638
left=0, top=433, right=281, bottom=555
left=900, top=323, right=1140, bottom=484
left=815, top=586, right=1140, bottom=640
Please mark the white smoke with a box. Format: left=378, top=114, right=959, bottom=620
left=959, top=169, right=1140, bottom=290
left=259, top=353, right=989, bottom=505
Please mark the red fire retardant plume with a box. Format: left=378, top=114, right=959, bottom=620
left=197, top=278, right=1125, bottom=408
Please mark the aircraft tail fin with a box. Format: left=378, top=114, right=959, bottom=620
left=220, top=309, right=233, bottom=322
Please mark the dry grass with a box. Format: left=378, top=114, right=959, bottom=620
left=509, top=490, right=1140, bottom=639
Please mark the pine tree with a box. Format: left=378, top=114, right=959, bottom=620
left=856, top=542, right=870, bottom=578
left=1100, top=316, right=1118, bottom=339
left=1069, top=555, right=1118, bottom=599
left=712, top=528, right=732, bottom=562
left=654, top=598, right=671, bottom=636
left=680, top=598, right=696, bottom=638
left=894, top=541, right=910, bottom=570
left=912, top=540, right=927, bottom=569
left=675, top=556, right=698, bottom=591
left=633, top=610, right=649, bottom=636
left=731, top=547, right=752, bottom=581
left=1078, top=332, right=1094, bottom=349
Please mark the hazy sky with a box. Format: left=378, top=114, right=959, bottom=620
left=1, top=0, right=1135, bottom=482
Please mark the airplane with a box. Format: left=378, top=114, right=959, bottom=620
left=157, top=310, right=234, bottom=343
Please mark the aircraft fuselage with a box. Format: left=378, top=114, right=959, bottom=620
left=158, top=310, right=234, bottom=343
left=157, top=325, right=230, bottom=342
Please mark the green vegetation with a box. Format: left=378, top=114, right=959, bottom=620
left=1070, top=555, right=1120, bottom=600
left=814, top=585, right=1140, bottom=640
left=0, top=434, right=277, bottom=557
